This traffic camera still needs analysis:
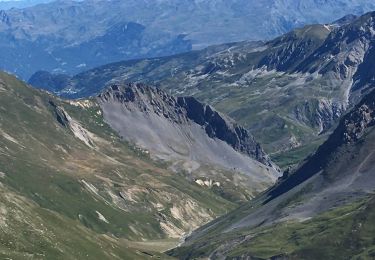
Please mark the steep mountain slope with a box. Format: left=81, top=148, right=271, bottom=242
left=30, top=12, right=375, bottom=168
left=97, top=83, right=279, bottom=200
left=170, top=85, right=375, bottom=259
left=0, top=71, right=273, bottom=258
left=0, top=0, right=192, bottom=79
left=3, top=0, right=375, bottom=79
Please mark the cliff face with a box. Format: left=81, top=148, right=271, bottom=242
left=266, top=88, right=375, bottom=201
left=176, top=96, right=272, bottom=167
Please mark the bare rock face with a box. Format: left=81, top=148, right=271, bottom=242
left=297, top=12, right=375, bottom=103
left=176, top=96, right=271, bottom=167
left=98, top=83, right=275, bottom=168
left=340, top=94, right=375, bottom=143
left=269, top=88, right=375, bottom=200
left=293, top=98, right=345, bottom=133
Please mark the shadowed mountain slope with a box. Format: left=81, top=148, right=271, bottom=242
left=169, top=85, right=375, bottom=260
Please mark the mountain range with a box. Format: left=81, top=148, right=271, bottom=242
left=1, top=1, right=375, bottom=259
left=2, top=0, right=375, bottom=79
left=0, top=0, right=52, bottom=10
left=30, top=11, right=375, bottom=170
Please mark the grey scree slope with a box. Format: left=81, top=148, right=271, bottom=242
left=98, top=84, right=280, bottom=193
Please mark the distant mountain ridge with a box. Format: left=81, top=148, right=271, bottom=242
left=2, top=0, right=375, bottom=79
left=0, top=0, right=52, bottom=10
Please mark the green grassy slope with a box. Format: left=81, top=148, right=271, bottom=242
left=0, top=71, right=238, bottom=258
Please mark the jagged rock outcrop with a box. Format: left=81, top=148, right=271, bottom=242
left=337, top=90, right=375, bottom=143
left=49, top=100, right=95, bottom=148
left=176, top=97, right=269, bottom=166
left=259, top=24, right=331, bottom=72
left=296, top=12, right=375, bottom=99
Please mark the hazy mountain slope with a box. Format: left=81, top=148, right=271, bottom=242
left=30, top=13, right=375, bottom=169
left=169, top=84, right=375, bottom=259
left=0, top=0, right=52, bottom=10
left=0, top=0, right=192, bottom=79
left=2, top=0, right=375, bottom=78
left=0, top=71, right=260, bottom=258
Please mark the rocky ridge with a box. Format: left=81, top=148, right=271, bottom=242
left=3, top=0, right=375, bottom=79
left=99, top=83, right=273, bottom=168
